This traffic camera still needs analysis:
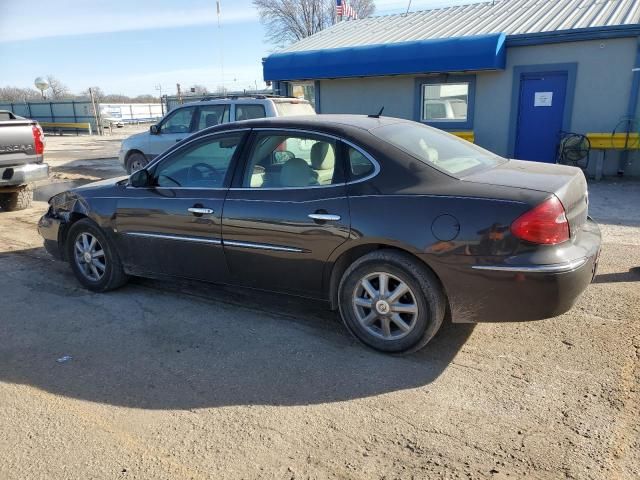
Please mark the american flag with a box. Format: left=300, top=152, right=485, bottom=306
left=336, top=0, right=357, bottom=19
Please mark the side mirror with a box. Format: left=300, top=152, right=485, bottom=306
left=150, top=124, right=159, bottom=135
left=130, top=169, right=151, bottom=188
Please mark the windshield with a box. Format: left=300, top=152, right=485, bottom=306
left=373, top=122, right=505, bottom=178
left=274, top=101, right=316, bottom=116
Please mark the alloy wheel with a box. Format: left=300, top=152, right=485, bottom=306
left=74, top=232, right=107, bottom=281
left=352, top=271, right=419, bottom=340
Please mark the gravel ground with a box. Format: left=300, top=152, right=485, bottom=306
left=0, top=134, right=638, bottom=479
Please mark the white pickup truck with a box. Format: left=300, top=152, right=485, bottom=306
left=0, top=110, right=49, bottom=211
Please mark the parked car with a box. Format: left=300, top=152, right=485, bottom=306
left=119, top=95, right=316, bottom=173
left=39, top=115, right=601, bottom=353
left=0, top=110, right=48, bottom=211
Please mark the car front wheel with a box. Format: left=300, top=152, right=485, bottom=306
left=338, top=250, right=446, bottom=354
left=126, top=152, right=148, bottom=174
left=66, top=218, right=129, bottom=292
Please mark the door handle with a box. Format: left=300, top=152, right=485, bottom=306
left=308, top=213, right=341, bottom=221
left=188, top=207, right=214, bottom=215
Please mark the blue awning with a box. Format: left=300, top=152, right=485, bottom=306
left=263, top=33, right=506, bottom=81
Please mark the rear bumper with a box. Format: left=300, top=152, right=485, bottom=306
left=0, top=163, right=49, bottom=187
left=430, top=217, right=601, bottom=323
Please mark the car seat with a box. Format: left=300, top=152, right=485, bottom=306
left=280, top=157, right=316, bottom=187
left=310, top=142, right=335, bottom=185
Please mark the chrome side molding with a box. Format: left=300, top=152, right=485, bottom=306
left=471, top=257, right=588, bottom=273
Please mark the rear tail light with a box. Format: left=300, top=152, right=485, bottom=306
left=32, top=125, right=44, bottom=155
left=511, top=196, right=570, bottom=245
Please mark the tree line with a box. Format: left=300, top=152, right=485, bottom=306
left=0, top=76, right=160, bottom=104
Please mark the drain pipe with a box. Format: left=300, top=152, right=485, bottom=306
left=619, top=37, right=640, bottom=175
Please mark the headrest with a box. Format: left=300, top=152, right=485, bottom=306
left=205, top=113, right=219, bottom=128
left=310, top=142, right=335, bottom=170
left=280, top=157, right=312, bottom=187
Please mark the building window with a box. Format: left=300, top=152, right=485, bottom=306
left=415, top=76, right=475, bottom=130
left=290, top=81, right=316, bottom=106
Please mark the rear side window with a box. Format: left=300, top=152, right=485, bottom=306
left=348, top=147, right=375, bottom=180
left=197, top=104, right=229, bottom=130
left=236, top=104, right=266, bottom=121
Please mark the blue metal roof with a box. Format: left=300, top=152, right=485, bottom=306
left=263, top=33, right=506, bottom=81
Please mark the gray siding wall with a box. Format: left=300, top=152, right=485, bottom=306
left=318, top=37, right=640, bottom=176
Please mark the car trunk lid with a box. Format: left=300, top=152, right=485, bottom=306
left=461, top=159, right=588, bottom=236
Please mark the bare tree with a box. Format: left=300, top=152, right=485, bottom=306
left=0, top=86, right=42, bottom=102
left=45, top=75, right=71, bottom=99
left=79, top=86, right=105, bottom=103
left=133, top=94, right=159, bottom=103
left=254, top=0, right=375, bottom=46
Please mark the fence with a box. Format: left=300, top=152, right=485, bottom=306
left=0, top=100, right=100, bottom=132
left=0, top=100, right=164, bottom=134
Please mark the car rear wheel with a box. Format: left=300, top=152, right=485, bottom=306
left=338, top=250, right=445, bottom=353
left=126, top=152, right=148, bottom=174
left=66, top=218, right=129, bottom=292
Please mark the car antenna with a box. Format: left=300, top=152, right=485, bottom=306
left=368, top=106, right=384, bottom=118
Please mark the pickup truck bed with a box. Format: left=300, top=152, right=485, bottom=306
left=0, top=110, right=49, bottom=211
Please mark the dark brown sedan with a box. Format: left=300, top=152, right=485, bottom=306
left=38, top=115, right=601, bottom=353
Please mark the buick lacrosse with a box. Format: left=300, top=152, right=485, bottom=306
left=38, top=115, right=601, bottom=353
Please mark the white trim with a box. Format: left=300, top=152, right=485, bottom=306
left=471, top=257, right=588, bottom=273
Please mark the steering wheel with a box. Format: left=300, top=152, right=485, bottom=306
left=189, top=162, right=222, bottom=182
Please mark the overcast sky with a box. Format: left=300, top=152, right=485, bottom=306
left=0, top=0, right=487, bottom=96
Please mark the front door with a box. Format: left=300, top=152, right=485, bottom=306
left=115, top=131, right=247, bottom=282
left=222, top=130, right=351, bottom=297
left=514, top=71, right=568, bottom=163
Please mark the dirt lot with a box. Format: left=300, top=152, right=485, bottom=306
left=0, top=133, right=639, bottom=479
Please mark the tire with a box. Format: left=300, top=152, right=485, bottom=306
left=338, top=250, right=446, bottom=354
left=65, top=218, right=129, bottom=292
left=0, top=185, right=33, bottom=211
left=126, top=152, right=148, bottom=174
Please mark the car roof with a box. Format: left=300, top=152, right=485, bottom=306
left=187, top=96, right=310, bottom=106
left=208, top=114, right=408, bottom=133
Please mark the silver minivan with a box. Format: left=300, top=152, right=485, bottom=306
left=119, top=95, right=316, bottom=173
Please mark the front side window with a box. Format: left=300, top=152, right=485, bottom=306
left=421, top=82, right=469, bottom=122
left=373, top=122, right=504, bottom=178
left=236, top=104, right=266, bottom=121
left=160, top=107, right=195, bottom=134
left=197, top=104, right=229, bottom=130
left=153, top=133, right=243, bottom=188
left=243, top=133, right=338, bottom=188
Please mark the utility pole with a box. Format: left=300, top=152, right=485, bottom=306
left=176, top=83, right=183, bottom=104
left=88, top=87, right=102, bottom=136
left=217, top=1, right=225, bottom=91
left=155, top=84, right=164, bottom=114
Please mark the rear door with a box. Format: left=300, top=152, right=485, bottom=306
left=115, top=130, right=248, bottom=282
left=147, top=106, right=197, bottom=158
left=222, top=129, right=350, bottom=297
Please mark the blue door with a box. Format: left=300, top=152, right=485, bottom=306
left=514, top=72, right=568, bottom=163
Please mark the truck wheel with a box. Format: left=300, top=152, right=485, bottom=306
left=0, top=185, right=33, bottom=211
left=126, top=152, right=148, bottom=174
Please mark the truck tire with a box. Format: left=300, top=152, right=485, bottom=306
left=0, top=185, right=33, bottom=211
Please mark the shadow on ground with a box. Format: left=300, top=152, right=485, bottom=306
left=594, top=267, right=640, bottom=283
left=0, top=247, right=474, bottom=410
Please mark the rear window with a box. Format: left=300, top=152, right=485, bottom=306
left=372, top=122, right=505, bottom=178
left=274, top=101, right=316, bottom=116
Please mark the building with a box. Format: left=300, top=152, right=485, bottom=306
left=263, top=0, right=640, bottom=177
